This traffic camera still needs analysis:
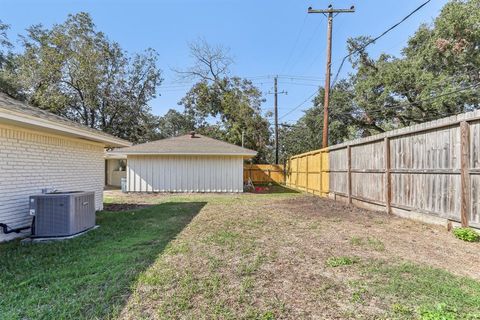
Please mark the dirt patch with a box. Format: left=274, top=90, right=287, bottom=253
left=104, top=190, right=172, bottom=204
left=271, top=196, right=480, bottom=280
left=118, top=193, right=480, bottom=319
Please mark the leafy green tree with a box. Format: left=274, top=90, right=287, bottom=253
left=0, top=21, right=20, bottom=99
left=157, top=109, right=195, bottom=137
left=276, top=80, right=359, bottom=162
left=284, top=0, right=480, bottom=159
left=347, top=0, right=480, bottom=133
left=177, top=39, right=271, bottom=162
left=13, top=12, right=163, bottom=143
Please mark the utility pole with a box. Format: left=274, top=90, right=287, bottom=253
left=274, top=76, right=279, bottom=164
left=308, top=4, right=355, bottom=148
left=272, top=76, right=287, bottom=165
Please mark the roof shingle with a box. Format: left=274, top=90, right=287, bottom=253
left=112, top=133, right=257, bottom=157
left=0, top=93, right=130, bottom=147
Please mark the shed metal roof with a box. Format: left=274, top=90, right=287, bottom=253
left=111, top=133, right=257, bottom=157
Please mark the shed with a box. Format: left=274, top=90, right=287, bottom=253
left=0, top=93, right=131, bottom=241
left=111, top=133, right=257, bottom=193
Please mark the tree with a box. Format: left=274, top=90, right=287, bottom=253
left=157, top=109, right=195, bottom=137
left=176, top=38, right=233, bottom=83
left=12, top=12, right=163, bottom=143
left=177, top=39, right=271, bottom=162
left=0, top=21, right=20, bottom=99
left=346, top=0, right=480, bottom=134
left=277, top=80, right=359, bottom=162
left=283, top=0, right=480, bottom=158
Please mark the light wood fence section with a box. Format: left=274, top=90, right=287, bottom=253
left=286, top=150, right=329, bottom=196
left=286, top=110, right=480, bottom=229
left=244, top=164, right=285, bottom=184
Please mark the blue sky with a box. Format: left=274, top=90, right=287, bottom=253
left=2, top=0, right=448, bottom=124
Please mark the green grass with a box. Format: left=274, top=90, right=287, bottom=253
left=350, top=236, right=385, bottom=251
left=362, top=260, right=480, bottom=318
left=326, top=256, right=359, bottom=267
left=0, top=202, right=204, bottom=320
left=3, top=191, right=480, bottom=319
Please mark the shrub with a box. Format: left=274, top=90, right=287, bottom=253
left=453, top=227, right=479, bottom=242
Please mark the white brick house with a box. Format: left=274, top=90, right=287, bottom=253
left=0, top=93, right=131, bottom=241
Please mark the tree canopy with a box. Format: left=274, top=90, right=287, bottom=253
left=1, top=13, right=163, bottom=143
left=280, top=0, right=480, bottom=159
left=166, top=39, right=272, bottom=162
left=1, top=1, right=479, bottom=162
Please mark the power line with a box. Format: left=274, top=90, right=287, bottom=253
left=278, top=89, right=319, bottom=121
left=276, top=72, right=479, bottom=124
left=308, top=4, right=356, bottom=148
left=270, top=83, right=480, bottom=131
left=286, top=15, right=325, bottom=73
left=278, top=82, right=322, bottom=87
left=302, top=12, right=347, bottom=75
left=281, top=14, right=309, bottom=73
left=247, top=74, right=324, bottom=81
left=331, top=0, right=432, bottom=87
left=320, top=82, right=480, bottom=120
left=354, top=82, right=480, bottom=118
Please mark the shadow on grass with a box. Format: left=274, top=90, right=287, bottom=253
left=103, top=202, right=153, bottom=212
left=0, top=201, right=206, bottom=320
left=247, top=183, right=300, bottom=194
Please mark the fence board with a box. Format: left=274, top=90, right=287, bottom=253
left=286, top=109, right=480, bottom=229
left=244, top=164, right=284, bottom=184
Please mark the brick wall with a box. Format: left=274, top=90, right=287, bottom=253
left=0, top=124, right=105, bottom=242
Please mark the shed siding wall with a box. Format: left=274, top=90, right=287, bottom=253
left=127, top=155, right=244, bottom=192
left=0, top=124, right=105, bottom=242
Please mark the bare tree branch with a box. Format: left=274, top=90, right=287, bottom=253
left=174, top=38, right=233, bottom=83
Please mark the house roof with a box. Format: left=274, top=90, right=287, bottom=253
left=110, top=133, right=257, bottom=157
left=0, top=93, right=131, bottom=147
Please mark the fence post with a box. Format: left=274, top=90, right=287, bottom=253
left=384, top=137, right=392, bottom=214
left=347, top=145, right=352, bottom=204
left=460, top=121, right=471, bottom=227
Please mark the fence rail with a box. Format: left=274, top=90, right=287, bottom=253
left=286, top=109, right=480, bottom=229
left=244, top=164, right=284, bottom=184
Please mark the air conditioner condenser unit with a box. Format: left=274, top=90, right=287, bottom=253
left=29, top=191, right=96, bottom=238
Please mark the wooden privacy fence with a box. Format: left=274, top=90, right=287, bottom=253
left=286, top=110, right=480, bottom=229
left=286, top=151, right=329, bottom=196
left=244, top=164, right=285, bottom=184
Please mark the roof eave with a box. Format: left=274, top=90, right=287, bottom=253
left=110, top=152, right=257, bottom=158
left=0, top=108, right=132, bottom=148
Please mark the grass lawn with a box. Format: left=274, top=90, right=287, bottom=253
left=1, top=188, right=480, bottom=319
left=0, top=200, right=204, bottom=320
